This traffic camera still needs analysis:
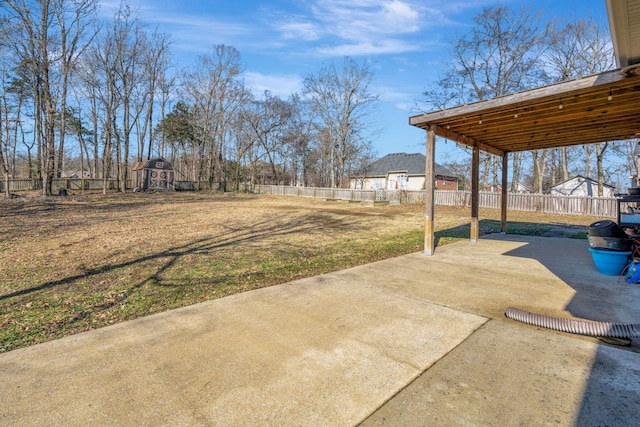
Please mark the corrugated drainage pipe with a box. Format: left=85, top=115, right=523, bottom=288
left=505, top=307, right=640, bottom=338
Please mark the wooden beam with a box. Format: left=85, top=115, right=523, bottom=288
left=430, top=83, right=640, bottom=131
left=410, top=67, right=640, bottom=125
left=471, top=144, right=480, bottom=243
left=409, top=67, right=640, bottom=155
left=447, top=101, right=640, bottom=141
left=434, top=91, right=640, bottom=152
left=501, top=153, right=508, bottom=234
left=424, top=127, right=436, bottom=256
left=431, top=124, right=504, bottom=157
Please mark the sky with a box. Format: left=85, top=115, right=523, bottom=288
left=98, top=0, right=612, bottom=164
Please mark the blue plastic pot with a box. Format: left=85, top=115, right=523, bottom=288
left=588, top=247, right=632, bottom=276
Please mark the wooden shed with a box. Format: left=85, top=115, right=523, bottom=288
left=132, top=157, right=175, bottom=191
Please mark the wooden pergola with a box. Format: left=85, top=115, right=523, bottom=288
left=411, top=0, right=640, bottom=255
left=410, top=64, right=640, bottom=255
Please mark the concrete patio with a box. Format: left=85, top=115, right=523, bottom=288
left=1, top=234, right=640, bottom=426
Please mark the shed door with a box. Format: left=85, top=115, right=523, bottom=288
left=149, top=169, right=168, bottom=190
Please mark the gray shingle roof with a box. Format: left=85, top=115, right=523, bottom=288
left=364, top=153, right=456, bottom=178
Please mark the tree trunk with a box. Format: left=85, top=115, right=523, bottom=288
left=561, top=147, right=569, bottom=181
left=532, top=149, right=547, bottom=195
left=585, top=145, right=592, bottom=178
left=595, top=142, right=608, bottom=197
left=511, top=152, right=521, bottom=192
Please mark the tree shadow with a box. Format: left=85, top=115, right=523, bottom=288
left=0, top=217, right=323, bottom=304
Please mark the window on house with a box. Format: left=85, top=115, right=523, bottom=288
left=156, top=162, right=163, bottom=168
left=397, top=174, right=408, bottom=190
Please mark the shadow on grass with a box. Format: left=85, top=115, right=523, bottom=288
left=433, top=218, right=588, bottom=247
left=0, top=216, right=321, bottom=304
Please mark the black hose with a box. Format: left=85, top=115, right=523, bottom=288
left=505, top=307, right=640, bottom=338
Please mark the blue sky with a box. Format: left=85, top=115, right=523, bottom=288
left=99, top=0, right=611, bottom=164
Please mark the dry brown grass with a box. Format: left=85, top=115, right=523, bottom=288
left=0, top=191, right=595, bottom=352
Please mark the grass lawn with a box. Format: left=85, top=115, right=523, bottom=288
left=0, top=191, right=596, bottom=352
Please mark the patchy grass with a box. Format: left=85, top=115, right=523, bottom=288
left=0, top=191, right=596, bottom=352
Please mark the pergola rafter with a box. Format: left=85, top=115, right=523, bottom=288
left=411, top=0, right=640, bottom=255
left=410, top=65, right=640, bottom=255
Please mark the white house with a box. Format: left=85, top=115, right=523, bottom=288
left=350, top=153, right=458, bottom=191
left=550, top=176, right=615, bottom=198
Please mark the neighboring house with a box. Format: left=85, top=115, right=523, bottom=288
left=249, top=160, right=293, bottom=186
left=350, top=152, right=458, bottom=191
left=486, top=182, right=533, bottom=193
left=507, top=182, right=532, bottom=194
left=64, top=170, right=91, bottom=179
left=550, top=176, right=615, bottom=198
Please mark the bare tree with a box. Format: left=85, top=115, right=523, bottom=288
left=52, top=0, right=98, bottom=178
left=86, top=9, right=124, bottom=193
left=303, top=57, right=379, bottom=188
left=422, top=5, right=549, bottom=193
left=0, top=16, right=16, bottom=197
left=75, top=55, right=101, bottom=178
left=136, top=27, right=172, bottom=162
left=111, top=4, right=143, bottom=193
left=156, top=73, right=176, bottom=159
left=546, top=16, right=615, bottom=195
left=2, top=0, right=98, bottom=195
left=240, top=91, right=294, bottom=185
left=181, top=44, right=246, bottom=190
left=284, top=94, right=314, bottom=186
left=3, top=0, right=57, bottom=195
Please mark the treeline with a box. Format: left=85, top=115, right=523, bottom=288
left=0, top=1, right=378, bottom=196
left=1, top=2, right=637, bottom=199
left=423, top=6, right=637, bottom=195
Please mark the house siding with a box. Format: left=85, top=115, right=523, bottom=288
left=350, top=153, right=459, bottom=191
left=550, top=176, right=615, bottom=198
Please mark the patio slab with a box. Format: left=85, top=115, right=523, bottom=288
left=1, top=234, right=640, bottom=426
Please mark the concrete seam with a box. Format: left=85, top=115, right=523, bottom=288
left=356, top=316, right=491, bottom=426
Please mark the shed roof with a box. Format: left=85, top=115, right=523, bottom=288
left=365, top=153, right=457, bottom=178
left=132, top=157, right=173, bottom=171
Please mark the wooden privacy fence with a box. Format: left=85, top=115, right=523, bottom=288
left=0, top=178, right=209, bottom=192
left=0, top=178, right=119, bottom=192
left=253, top=185, right=618, bottom=218
left=0, top=179, right=617, bottom=218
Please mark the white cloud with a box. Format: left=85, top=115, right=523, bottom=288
left=279, top=21, right=321, bottom=41
left=377, top=0, right=421, bottom=32
left=98, top=1, right=256, bottom=55
left=244, top=72, right=303, bottom=98
left=317, top=39, right=419, bottom=56
left=312, top=0, right=423, bottom=40
left=266, top=0, right=466, bottom=57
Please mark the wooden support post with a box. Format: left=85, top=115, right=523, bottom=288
left=501, top=152, right=508, bottom=234
left=470, top=144, right=480, bottom=243
left=424, top=127, right=436, bottom=256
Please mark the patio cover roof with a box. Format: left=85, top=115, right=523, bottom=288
left=409, top=65, right=640, bottom=156
left=411, top=1, right=640, bottom=256
left=410, top=0, right=640, bottom=155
